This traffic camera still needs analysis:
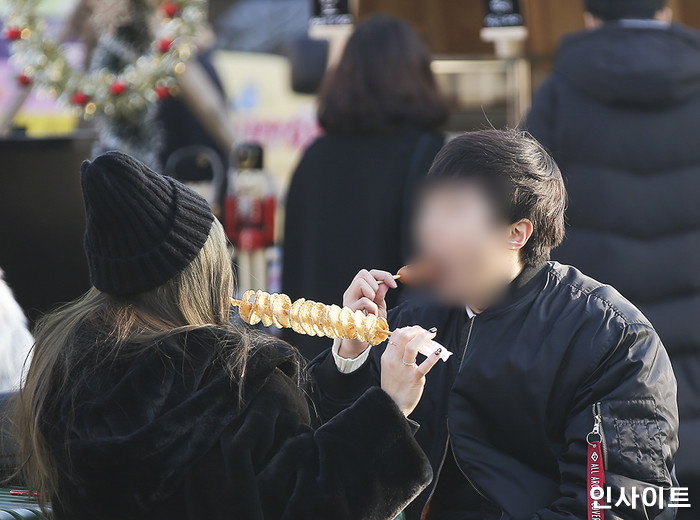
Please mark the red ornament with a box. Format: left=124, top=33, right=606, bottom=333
left=157, top=38, right=173, bottom=53
left=16, top=73, right=31, bottom=86
left=154, top=85, right=171, bottom=100
left=109, top=81, right=128, bottom=96
left=5, top=27, right=22, bottom=40
left=161, top=1, right=180, bottom=17
left=71, top=91, right=90, bottom=106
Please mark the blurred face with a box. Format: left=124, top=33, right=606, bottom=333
left=415, top=181, right=522, bottom=308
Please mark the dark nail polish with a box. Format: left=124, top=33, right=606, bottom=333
left=428, top=327, right=438, bottom=333
left=435, top=348, right=442, bottom=355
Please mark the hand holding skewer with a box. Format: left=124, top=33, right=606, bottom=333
left=229, top=265, right=453, bottom=361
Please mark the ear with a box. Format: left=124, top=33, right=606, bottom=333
left=583, top=12, right=602, bottom=30
left=507, top=219, right=534, bottom=252
left=656, top=7, right=672, bottom=23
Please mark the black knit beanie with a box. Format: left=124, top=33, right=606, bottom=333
left=585, top=0, right=665, bottom=20
left=81, top=151, right=214, bottom=296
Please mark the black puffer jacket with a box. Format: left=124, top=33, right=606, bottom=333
left=311, top=263, right=679, bottom=520
left=40, top=327, right=432, bottom=520
left=526, top=22, right=700, bottom=497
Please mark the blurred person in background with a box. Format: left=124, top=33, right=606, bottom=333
left=65, top=0, right=234, bottom=173
left=526, top=0, right=700, bottom=513
left=0, top=268, right=33, bottom=393
left=282, top=14, right=448, bottom=359
left=158, top=48, right=230, bottom=205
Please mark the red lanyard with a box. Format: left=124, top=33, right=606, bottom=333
left=587, top=405, right=606, bottom=520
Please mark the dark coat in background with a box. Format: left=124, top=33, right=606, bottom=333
left=526, top=22, right=700, bottom=509
left=282, top=126, right=444, bottom=359
left=40, top=327, right=432, bottom=520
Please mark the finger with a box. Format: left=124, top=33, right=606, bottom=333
left=383, top=327, right=419, bottom=361
left=355, top=278, right=378, bottom=302
left=374, top=283, right=390, bottom=304
left=385, top=326, right=425, bottom=361
left=403, top=330, right=437, bottom=365
left=345, top=279, right=376, bottom=305
left=391, top=326, right=425, bottom=346
left=370, top=269, right=398, bottom=289
left=358, top=269, right=380, bottom=292
left=383, top=335, right=403, bottom=361
left=417, top=346, right=443, bottom=376
left=349, top=297, right=379, bottom=316
left=345, top=270, right=377, bottom=299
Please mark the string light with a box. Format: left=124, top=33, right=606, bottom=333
left=3, top=0, right=206, bottom=119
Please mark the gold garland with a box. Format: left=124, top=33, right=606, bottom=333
left=3, top=0, right=206, bottom=118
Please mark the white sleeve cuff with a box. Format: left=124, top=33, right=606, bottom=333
left=331, top=339, right=372, bottom=374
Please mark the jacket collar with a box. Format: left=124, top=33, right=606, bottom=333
left=478, top=262, right=549, bottom=320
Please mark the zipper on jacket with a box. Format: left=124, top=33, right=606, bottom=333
left=451, top=315, right=504, bottom=518
left=420, top=435, right=451, bottom=519
left=447, top=418, right=503, bottom=515
left=458, top=315, right=475, bottom=372
left=419, top=427, right=504, bottom=520
left=591, top=402, right=608, bottom=470
left=422, top=315, right=493, bottom=519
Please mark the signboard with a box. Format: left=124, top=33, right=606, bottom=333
left=483, top=0, right=523, bottom=28
left=311, top=0, right=353, bottom=26
left=212, top=51, right=321, bottom=190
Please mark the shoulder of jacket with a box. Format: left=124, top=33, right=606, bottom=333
left=668, top=22, right=700, bottom=43
left=250, top=365, right=311, bottom=425
left=546, top=263, right=654, bottom=330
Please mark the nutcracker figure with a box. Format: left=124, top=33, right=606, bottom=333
left=224, top=144, right=277, bottom=294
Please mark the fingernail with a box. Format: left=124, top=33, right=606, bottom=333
left=435, top=348, right=442, bottom=355
left=428, top=327, right=438, bottom=333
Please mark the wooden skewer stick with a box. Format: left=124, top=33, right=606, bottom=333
left=377, top=274, right=401, bottom=285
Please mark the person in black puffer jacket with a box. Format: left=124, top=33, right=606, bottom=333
left=526, top=1, right=700, bottom=514
left=311, top=130, right=679, bottom=520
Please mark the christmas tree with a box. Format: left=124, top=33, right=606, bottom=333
left=89, top=0, right=163, bottom=168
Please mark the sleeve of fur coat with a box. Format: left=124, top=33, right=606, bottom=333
left=257, top=375, right=432, bottom=520
left=188, top=368, right=432, bottom=520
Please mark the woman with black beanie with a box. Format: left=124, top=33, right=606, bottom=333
left=13, top=151, right=441, bottom=520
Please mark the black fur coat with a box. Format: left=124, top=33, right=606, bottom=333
left=41, top=327, right=431, bottom=520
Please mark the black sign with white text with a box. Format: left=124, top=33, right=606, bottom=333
left=311, top=0, right=353, bottom=26
left=483, top=0, right=523, bottom=27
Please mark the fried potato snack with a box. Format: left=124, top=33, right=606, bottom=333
left=232, top=290, right=391, bottom=346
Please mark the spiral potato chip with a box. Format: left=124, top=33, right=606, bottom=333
left=232, top=291, right=391, bottom=346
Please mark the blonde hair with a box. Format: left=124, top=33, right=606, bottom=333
left=12, top=219, right=252, bottom=511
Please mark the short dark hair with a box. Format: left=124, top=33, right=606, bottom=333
left=585, top=0, right=666, bottom=21
left=426, top=129, right=567, bottom=266
left=317, top=15, right=448, bottom=134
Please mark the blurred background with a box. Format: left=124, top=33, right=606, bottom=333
left=3, top=1, right=700, bottom=516
left=2, top=0, right=700, bottom=319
